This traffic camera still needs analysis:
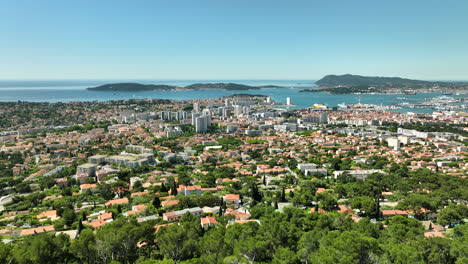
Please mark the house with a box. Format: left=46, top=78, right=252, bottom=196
left=297, top=163, right=318, bottom=172
left=309, top=207, right=327, bottom=214
left=224, top=208, right=251, bottom=220
left=124, top=204, right=148, bottom=216
left=305, top=168, right=327, bottom=177
left=223, top=194, right=241, bottom=208
left=36, top=210, right=59, bottom=221
left=105, top=197, right=129, bottom=207
left=80, top=183, right=98, bottom=193
left=20, top=225, right=55, bottom=236
left=97, top=212, right=113, bottom=222
left=201, top=216, right=218, bottom=229
left=381, top=210, right=408, bottom=218
left=55, top=177, right=68, bottom=188
left=137, top=215, right=159, bottom=223
left=162, top=199, right=180, bottom=208
left=177, top=185, right=202, bottom=195
left=337, top=205, right=353, bottom=214
left=333, top=169, right=385, bottom=180
left=202, top=206, right=220, bottom=214
left=85, top=219, right=108, bottom=229
left=131, top=191, right=149, bottom=197
left=162, top=207, right=203, bottom=222
left=55, top=230, right=78, bottom=240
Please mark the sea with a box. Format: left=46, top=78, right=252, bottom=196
left=0, top=80, right=466, bottom=113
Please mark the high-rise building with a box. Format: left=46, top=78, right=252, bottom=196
left=234, top=105, right=242, bottom=116
left=193, top=102, right=200, bottom=113
left=192, top=112, right=201, bottom=125
left=218, top=107, right=224, bottom=116
left=195, top=116, right=211, bottom=133
left=319, top=112, right=328, bottom=123
left=242, top=106, right=250, bottom=115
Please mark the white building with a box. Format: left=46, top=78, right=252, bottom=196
left=195, top=116, right=211, bottom=133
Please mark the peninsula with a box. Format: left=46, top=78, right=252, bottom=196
left=87, top=82, right=282, bottom=91
left=307, top=74, right=468, bottom=94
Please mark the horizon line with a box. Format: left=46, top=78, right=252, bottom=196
left=0, top=77, right=467, bottom=82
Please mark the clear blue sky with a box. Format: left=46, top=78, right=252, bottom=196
left=1, top=0, right=467, bottom=80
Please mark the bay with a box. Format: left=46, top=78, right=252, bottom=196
left=0, top=80, right=465, bottom=113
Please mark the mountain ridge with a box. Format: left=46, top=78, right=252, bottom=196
left=316, top=74, right=434, bottom=86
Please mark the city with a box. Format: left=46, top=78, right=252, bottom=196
left=1, top=0, right=468, bottom=263
left=0, top=95, right=466, bottom=263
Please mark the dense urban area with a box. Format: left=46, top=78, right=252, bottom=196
left=0, top=95, right=467, bottom=264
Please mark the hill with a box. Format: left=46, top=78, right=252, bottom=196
left=315, top=74, right=432, bottom=87
left=184, top=83, right=260, bottom=90
left=87, top=82, right=280, bottom=91
left=87, top=83, right=177, bottom=91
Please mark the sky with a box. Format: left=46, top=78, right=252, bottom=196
left=1, top=0, right=467, bottom=80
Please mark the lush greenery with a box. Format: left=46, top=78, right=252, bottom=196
left=1, top=207, right=467, bottom=264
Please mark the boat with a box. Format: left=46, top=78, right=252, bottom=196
left=403, top=91, right=417, bottom=95
left=313, top=103, right=328, bottom=109
left=337, top=102, right=348, bottom=108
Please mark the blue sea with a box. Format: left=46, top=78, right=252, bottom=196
left=0, top=80, right=465, bottom=113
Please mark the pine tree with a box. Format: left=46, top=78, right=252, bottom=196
left=77, top=220, right=84, bottom=234
left=153, top=196, right=161, bottom=209
left=281, top=187, right=286, bottom=202
left=160, top=182, right=168, bottom=193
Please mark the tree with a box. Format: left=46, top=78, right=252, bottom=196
left=350, top=196, right=378, bottom=217
left=382, top=216, right=424, bottom=243
left=281, top=187, right=286, bottom=202
left=133, top=180, right=143, bottom=191
left=71, top=229, right=97, bottom=264
left=298, top=229, right=325, bottom=263
left=11, top=233, right=71, bottom=264
left=317, top=193, right=338, bottom=211
left=94, top=219, right=151, bottom=264
left=234, top=236, right=268, bottom=264
left=382, top=242, right=424, bottom=264
left=272, top=247, right=299, bottom=264
left=397, top=193, right=438, bottom=218
left=153, top=196, right=161, bottom=209
left=97, top=183, right=114, bottom=200
left=0, top=242, right=12, bottom=264
left=198, top=227, right=227, bottom=264
left=438, top=204, right=468, bottom=227
left=160, top=182, right=168, bottom=193
left=62, top=208, right=76, bottom=228
left=311, top=231, right=380, bottom=264
left=250, top=183, right=262, bottom=203
left=158, top=224, right=199, bottom=263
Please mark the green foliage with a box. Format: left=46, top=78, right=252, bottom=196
left=438, top=204, right=468, bottom=227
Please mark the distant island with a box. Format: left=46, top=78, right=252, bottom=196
left=87, top=82, right=283, bottom=91
left=312, top=74, right=467, bottom=94
left=87, top=83, right=177, bottom=91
